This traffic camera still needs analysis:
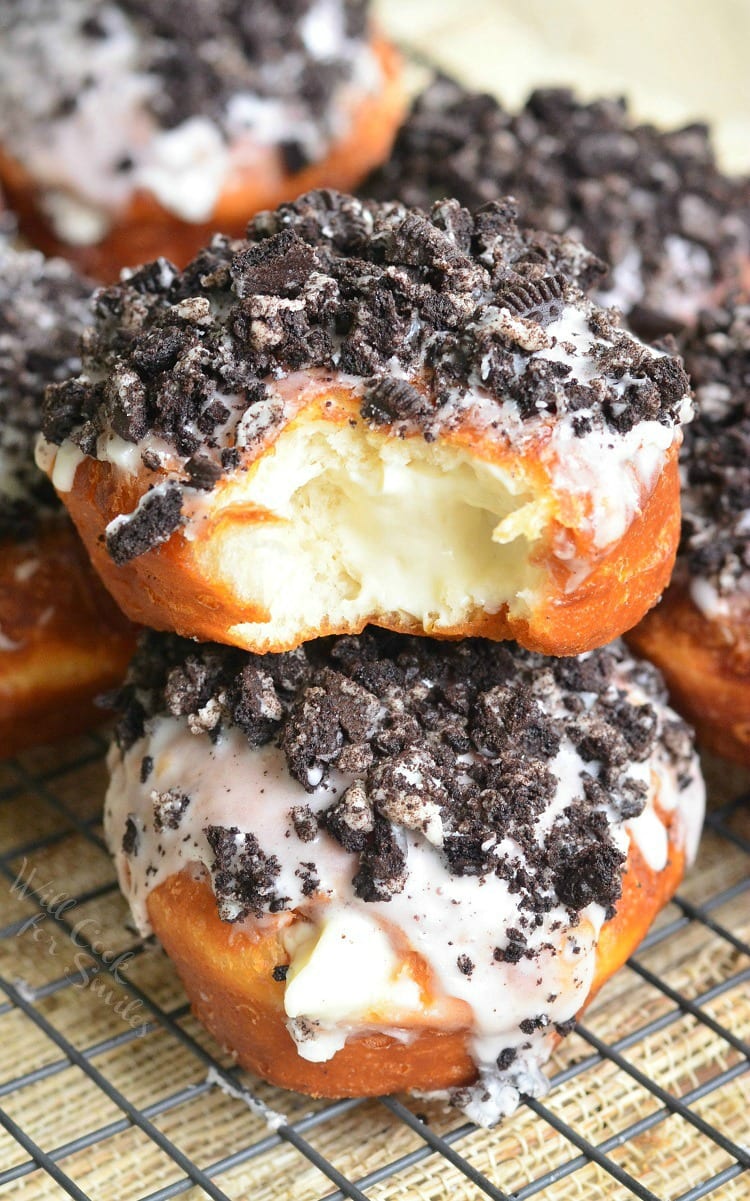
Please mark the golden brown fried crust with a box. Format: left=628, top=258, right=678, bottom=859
left=628, top=584, right=750, bottom=767
left=0, top=516, right=137, bottom=756
left=57, top=392, right=681, bottom=659
left=0, top=39, right=404, bottom=282
left=146, top=826, right=686, bottom=1099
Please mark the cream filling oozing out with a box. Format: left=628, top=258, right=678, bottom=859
left=0, top=0, right=382, bottom=242
left=105, top=672, right=704, bottom=1124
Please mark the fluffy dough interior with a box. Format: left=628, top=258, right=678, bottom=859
left=194, top=418, right=548, bottom=645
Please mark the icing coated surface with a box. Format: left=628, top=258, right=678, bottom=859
left=105, top=630, right=705, bottom=1122
left=0, top=0, right=381, bottom=238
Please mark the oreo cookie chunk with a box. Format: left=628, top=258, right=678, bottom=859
left=0, top=239, right=91, bottom=541
left=364, top=77, right=750, bottom=337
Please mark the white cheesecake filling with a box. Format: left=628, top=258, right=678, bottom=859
left=282, top=910, right=423, bottom=1061
left=198, top=419, right=548, bottom=646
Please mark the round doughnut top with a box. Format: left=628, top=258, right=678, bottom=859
left=0, top=239, right=91, bottom=540
left=0, top=1, right=381, bottom=234
left=43, top=189, right=689, bottom=483
left=0, top=0, right=370, bottom=141
left=680, top=302, right=750, bottom=605
left=111, top=627, right=697, bottom=924
left=364, top=78, right=750, bottom=335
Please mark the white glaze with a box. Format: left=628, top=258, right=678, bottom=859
left=49, top=441, right=85, bottom=493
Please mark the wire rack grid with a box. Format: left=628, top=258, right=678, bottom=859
left=0, top=731, right=748, bottom=1201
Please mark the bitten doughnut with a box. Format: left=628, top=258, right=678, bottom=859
left=364, top=78, right=750, bottom=338
left=0, top=0, right=403, bottom=281
left=628, top=303, right=750, bottom=765
left=0, top=237, right=135, bottom=755
left=39, top=191, right=691, bottom=657
left=105, top=629, right=705, bottom=1122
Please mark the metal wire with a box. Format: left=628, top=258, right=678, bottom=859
left=0, top=732, right=748, bottom=1200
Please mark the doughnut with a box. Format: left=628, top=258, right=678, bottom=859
left=0, top=1, right=404, bottom=282
left=38, top=191, right=691, bottom=658
left=364, top=78, right=750, bottom=339
left=628, top=302, right=750, bottom=765
left=105, top=629, right=705, bottom=1122
left=0, top=237, right=135, bottom=755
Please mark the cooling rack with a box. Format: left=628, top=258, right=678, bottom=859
left=0, top=731, right=748, bottom=1201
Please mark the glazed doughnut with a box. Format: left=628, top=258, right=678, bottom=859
left=628, top=303, right=750, bottom=765
left=364, top=78, right=750, bottom=339
left=39, top=191, right=691, bottom=657
left=0, top=237, right=135, bottom=755
left=105, top=629, right=705, bottom=1122
left=0, top=1, right=404, bottom=282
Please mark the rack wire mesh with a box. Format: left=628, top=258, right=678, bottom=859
left=0, top=730, right=747, bottom=1201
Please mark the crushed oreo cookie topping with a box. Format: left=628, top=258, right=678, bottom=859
left=107, top=0, right=368, bottom=135
left=364, top=77, right=750, bottom=335
left=42, top=189, right=689, bottom=561
left=0, top=239, right=91, bottom=540
left=110, top=628, right=695, bottom=919
left=679, top=302, right=750, bottom=607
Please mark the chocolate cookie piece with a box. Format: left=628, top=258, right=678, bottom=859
left=364, top=77, right=750, bottom=336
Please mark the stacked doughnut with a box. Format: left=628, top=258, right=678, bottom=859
left=39, top=188, right=706, bottom=1122
left=0, top=231, right=135, bottom=754
left=38, top=192, right=691, bottom=656
left=0, top=0, right=404, bottom=281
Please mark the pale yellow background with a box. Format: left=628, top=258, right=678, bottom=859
left=375, top=0, right=750, bottom=171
